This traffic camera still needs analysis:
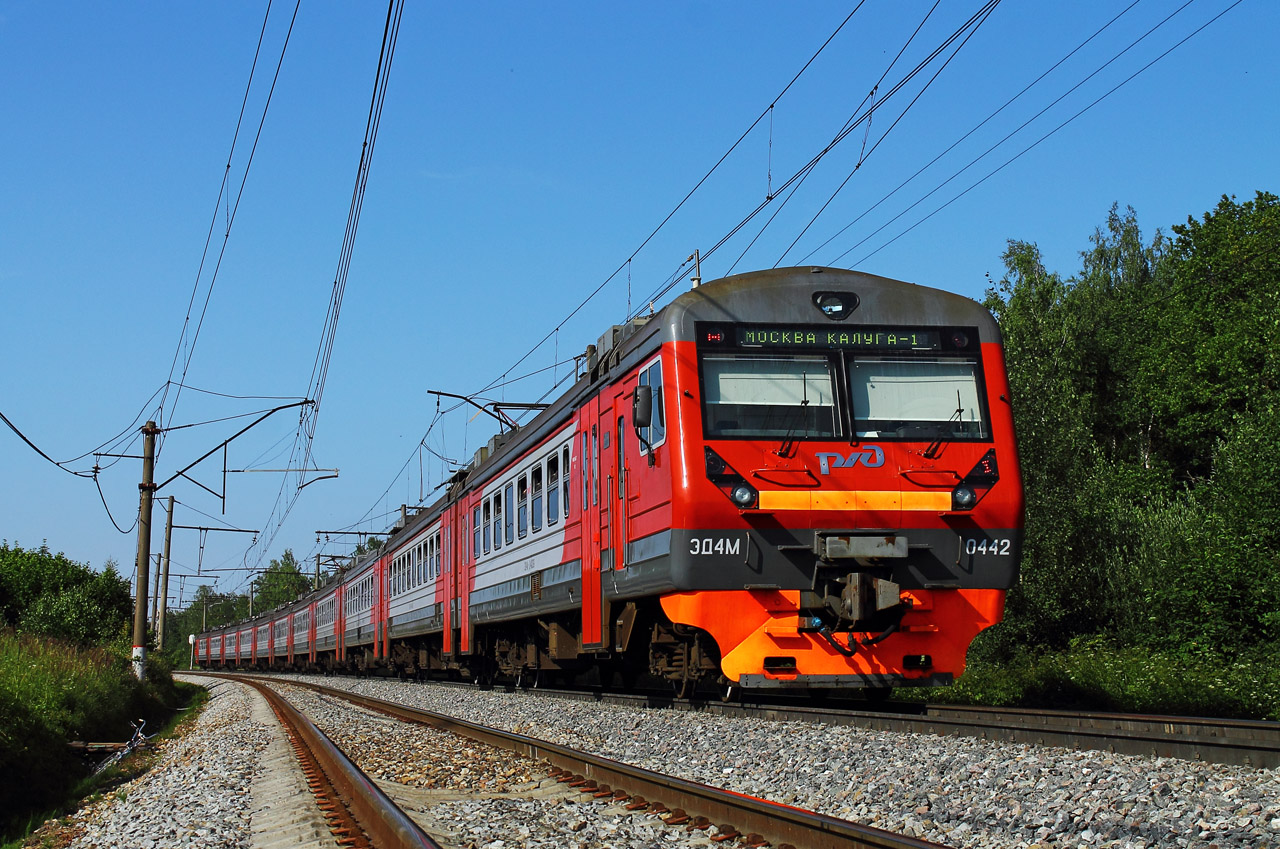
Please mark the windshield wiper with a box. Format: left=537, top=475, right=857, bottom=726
left=775, top=372, right=812, bottom=458
left=776, top=399, right=810, bottom=458
left=923, top=391, right=965, bottom=459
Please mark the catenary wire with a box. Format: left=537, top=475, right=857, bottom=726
left=723, top=0, right=944, bottom=274
left=774, top=0, right=990, bottom=267
left=636, top=1, right=1001, bottom=313
left=241, top=0, right=405, bottom=581
left=158, top=0, right=301, bottom=453
left=470, top=4, right=868, bottom=401
left=797, top=0, right=1148, bottom=265
left=833, top=0, right=1236, bottom=267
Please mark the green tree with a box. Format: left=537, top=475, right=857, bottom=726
left=982, top=192, right=1280, bottom=664
left=1133, top=191, right=1280, bottom=481
left=20, top=560, right=131, bottom=646
left=353, top=535, right=383, bottom=556
left=0, top=542, right=88, bottom=627
left=982, top=242, right=1114, bottom=649
left=254, top=549, right=311, bottom=611
left=0, top=543, right=131, bottom=645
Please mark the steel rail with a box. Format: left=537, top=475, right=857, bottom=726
left=227, top=674, right=948, bottom=849
left=224, top=675, right=442, bottom=849
left=922, top=703, right=1280, bottom=769
left=415, top=679, right=1280, bottom=769
left=720, top=699, right=1279, bottom=769
left=196, top=671, right=1279, bottom=769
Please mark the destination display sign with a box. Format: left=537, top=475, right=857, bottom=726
left=735, top=326, right=941, bottom=351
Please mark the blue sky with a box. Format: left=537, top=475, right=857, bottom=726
left=1, top=1, right=1275, bottom=606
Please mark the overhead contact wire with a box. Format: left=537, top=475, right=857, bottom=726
left=159, top=1, right=300, bottom=449
left=835, top=0, right=1227, bottom=266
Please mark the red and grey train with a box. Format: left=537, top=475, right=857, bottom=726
left=196, top=267, right=1024, bottom=696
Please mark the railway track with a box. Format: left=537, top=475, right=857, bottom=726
left=238, top=676, right=441, bottom=849
left=205, top=672, right=951, bottom=849
left=404, top=679, right=1279, bottom=769
left=707, top=697, right=1279, bottom=770
left=176, top=672, right=1280, bottom=848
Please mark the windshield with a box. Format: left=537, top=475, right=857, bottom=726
left=848, top=357, right=988, bottom=439
left=702, top=355, right=838, bottom=439
left=697, top=346, right=990, bottom=442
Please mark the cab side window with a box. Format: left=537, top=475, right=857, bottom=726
left=638, top=358, right=665, bottom=452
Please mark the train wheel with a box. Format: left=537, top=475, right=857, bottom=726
left=671, top=677, right=693, bottom=700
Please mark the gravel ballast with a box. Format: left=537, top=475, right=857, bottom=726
left=270, top=682, right=736, bottom=848
left=283, top=674, right=1280, bottom=849
left=54, top=673, right=1280, bottom=849
left=67, top=678, right=267, bottom=849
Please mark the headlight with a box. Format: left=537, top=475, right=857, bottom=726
left=704, top=447, right=728, bottom=478
left=952, top=485, right=978, bottom=511
left=730, top=483, right=758, bottom=509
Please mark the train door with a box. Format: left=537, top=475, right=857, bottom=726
left=454, top=511, right=471, bottom=655
left=445, top=504, right=455, bottom=655
left=612, top=385, right=632, bottom=572
left=443, top=502, right=467, bottom=656
left=373, top=557, right=385, bottom=660
left=336, top=585, right=346, bottom=664
left=579, top=396, right=605, bottom=648
left=382, top=554, right=392, bottom=659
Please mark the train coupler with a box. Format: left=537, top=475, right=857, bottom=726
left=798, top=572, right=905, bottom=633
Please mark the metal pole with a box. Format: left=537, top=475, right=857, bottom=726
left=130, top=421, right=159, bottom=681
left=315, top=553, right=321, bottom=590
left=157, top=495, right=174, bottom=655
left=150, top=553, right=161, bottom=629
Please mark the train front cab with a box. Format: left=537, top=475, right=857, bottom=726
left=654, top=268, right=1024, bottom=692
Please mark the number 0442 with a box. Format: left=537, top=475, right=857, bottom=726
left=965, top=538, right=1012, bottom=556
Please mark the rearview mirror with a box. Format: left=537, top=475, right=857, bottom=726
left=632, top=384, right=653, bottom=429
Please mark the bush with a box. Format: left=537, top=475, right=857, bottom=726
left=939, top=634, right=1280, bottom=720
left=0, top=630, right=180, bottom=838
left=0, top=543, right=131, bottom=646
left=0, top=631, right=128, bottom=831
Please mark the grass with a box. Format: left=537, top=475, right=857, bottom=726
left=2, top=682, right=205, bottom=849
left=0, top=630, right=195, bottom=846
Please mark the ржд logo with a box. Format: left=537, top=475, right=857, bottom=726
left=816, top=446, right=884, bottom=474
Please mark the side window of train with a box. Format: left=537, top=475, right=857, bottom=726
left=517, top=474, right=529, bottom=539
left=617, top=415, right=625, bottom=499
left=505, top=482, right=515, bottom=545
left=562, top=444, right=571, bottom=519
left=483, top=499, right=492, bottom=554
left=531, top=466, right=543, bottom=533
left=547, top=453, right=559, bottom=526
left=581, top=433, right=590, bottom=512
left=493, top=492, right=503, bottom=551
left=638, top=358, right=665, bottom=452
left=591, top=426, right=600, bottom=506
left=473, top=506, right=481, bottom=559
